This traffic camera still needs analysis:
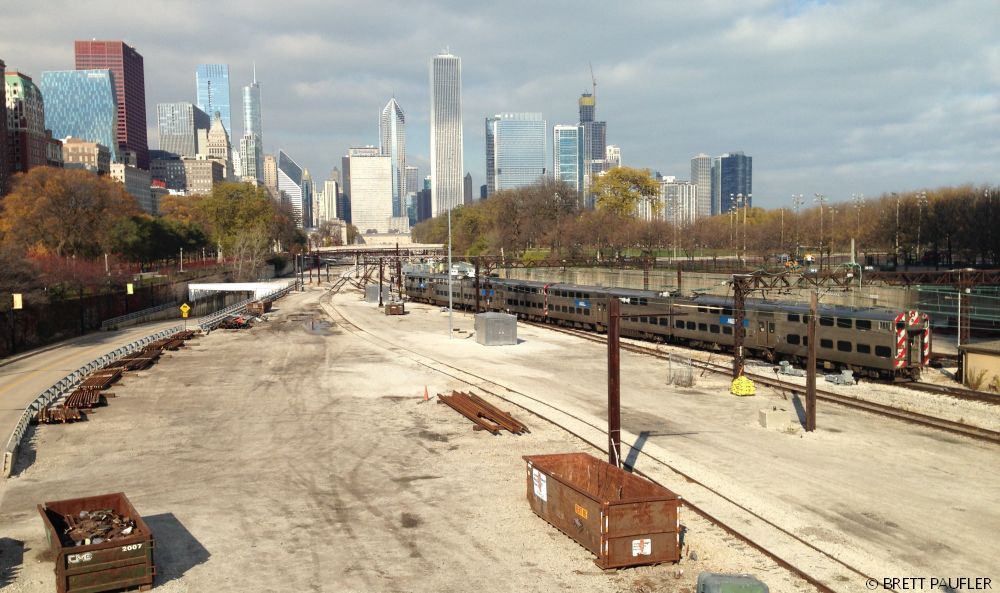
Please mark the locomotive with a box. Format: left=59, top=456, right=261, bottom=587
left=404, top=273, right=931, bottom=380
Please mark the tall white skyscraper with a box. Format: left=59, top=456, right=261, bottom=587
left=430, top=51, right=463, bottom=216
left=379, top=97, right=406, bottom=218
left=691, top=153, right=712, bottom=218
left=349, top=146, right=393, bottom=234
left=242, top=65, right=263, bottom=182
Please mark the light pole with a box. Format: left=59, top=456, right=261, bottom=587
left=792, top=194, right=804, bottom=259
left=892, top=192, right=900, bottom=267
left=852, top=193, right=865, bottom=256
left=916, top=191, right=928, bottom=265
left=743, top=193, right=750, bottom=267
left=179, top=247, right=184, bottom=273
left=814, top=193, right=827, bottom=269
left=447, top=206, right=453, bottom=338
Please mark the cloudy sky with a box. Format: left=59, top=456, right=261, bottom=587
left=2, top=0, right=997, bottom=209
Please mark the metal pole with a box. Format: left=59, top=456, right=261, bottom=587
left=732, top=274, right=748, bottom=379
left=607, top=297, right=621, bottom=468
left=474, top=258, right=481, bottom=313
left=448, top=208, right=453, bottom=338
left=378, top=258, right=384, bottom=307
left=806, top=290, right=817, bottom=432
left=180, top=247, right=184, bottom=273
left=893, top=193, right=900, bottom=267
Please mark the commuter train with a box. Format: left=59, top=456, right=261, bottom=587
left=404, top=273, right=931, bottom=380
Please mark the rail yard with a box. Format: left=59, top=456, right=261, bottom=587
left=0, top=271, right=997, bottom=592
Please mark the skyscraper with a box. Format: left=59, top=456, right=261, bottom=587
left=690, top=153, right=712, bottom=218
left=605, top=145, right=621, bottom=168
left=379, top=97, right=406, bottom=217
left=40, top=70, right=118, bottom=162
left=242, top=65, right=263, bottom=182
left=464, top=172, right=473, bottom=205
left=711, top=151, right=752, bottom=214
left=404, top=165, right=419, bottom=199
left=0, top=59, right=10, bottom=194
left=263, top=153, right=278, bottom=197
left=302, top=168, right=314, bottom=227
left=196, top=64, right=232, bottom=141
left=156, top=102, right=209, bottom=158
left=206, top=111, right=232, bottom=178
left=348, top=146, right=392, bottom=234
left=277, top=150, right=305, bottom=227
left=487, top=112, right=547, bottom=193
left=74, top=40, right=148, bottom=168
left=4, top=70, right=48, bottom=172
left=579, top=92, right=595, bottom=123
left=577, top=91, right=607, bottom=207
left=430, top=51, right=463, bottom=216
left=553, top=125, right=581, bottom=192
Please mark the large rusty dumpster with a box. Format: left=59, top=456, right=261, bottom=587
left=523, top=453, right=680, bottom=569
left=38, top=492, right=155, bottom=593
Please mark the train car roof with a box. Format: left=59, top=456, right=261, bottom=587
left=691, top=294, right=908, bottom=321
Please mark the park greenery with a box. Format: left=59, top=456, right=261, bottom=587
left=0, top=167, right=305, bottom=296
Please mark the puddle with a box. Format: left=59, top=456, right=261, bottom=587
left=303, top=319, right=335, bottom=335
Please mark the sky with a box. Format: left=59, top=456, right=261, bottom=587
left=2, top=0, right=997, bottom=209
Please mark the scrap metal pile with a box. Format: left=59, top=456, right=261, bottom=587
left=34, top=329, right=200, bottom=425
left=217, top=315, right=255, bottom=330
left=438, top=390, right=529, bottom=435
left=62, top=509, right=137, bottom=547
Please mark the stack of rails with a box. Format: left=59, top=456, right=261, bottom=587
left=438, top=390, right=529, bottom=435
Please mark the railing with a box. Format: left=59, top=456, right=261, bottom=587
left=101, top=301, right=180, bottom=330
left=3, top=325, right=184, bottom=477
left=198, top=280, right=300, bottom=331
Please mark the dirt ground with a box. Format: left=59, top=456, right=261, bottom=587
left=0, top=287, right=815, bottom=593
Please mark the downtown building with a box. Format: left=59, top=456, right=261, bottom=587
left=277, top=150, right=309, bottom=228
left=156, top=102, right=209, bottom=157
left=0, top=59, right=10, bottom=194
left=40, top=69, right=119, bottom=162
left=711, top=151, right=752, bottom=214
left=379, top=97, right=406, bottom=217
left=430, top=52, right=463, bottom=216
left=196, top=64, right=232, bottom=143
left=578, top=92, right=607, bottom=207
left=4, top=70, right=48, bottom=173
left=74, top=40, right=148, bottom=168
left=205, top=111, right=233, bottom=179
left=241, top=67, right=263, bottom=183
left=485, top=112, right=546, bottom=195
left=348, top=146, right=395, bottom=235
left=690, top=153, right=712, bottom=218
left=553, top=124, right=582, bottom=193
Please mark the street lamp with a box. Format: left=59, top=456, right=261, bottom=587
left=792, top=194, right=804, bottom=258
left=851, top=193, right=865, bottom=249
left=892, top=192, right=900, bottom=267
left=179, top=247, right=184, bottom=273
left=916, top=191, right=928, bottom=266
left=447, top=206, right=453, bottom=338
left=814, top=193, right=827, bottom=269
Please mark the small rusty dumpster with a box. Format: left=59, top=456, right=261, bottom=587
left=523, top=453, right=680, bottom=569
left=384, top=302, right=405, bottom=315
left=38, top=492, right=155, bottom=593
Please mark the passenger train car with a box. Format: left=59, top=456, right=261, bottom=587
left=404, top=273, right=931, bottom=380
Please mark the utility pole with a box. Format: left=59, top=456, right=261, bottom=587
left=806, top=290, right=817, bottom=431
left=814, top=193, right=827, bottom=270
left=607, top=297, right=621, bottom=468
left=731, top=274, right=752, bottom=379
left=474, top=258, right=481, bottom=313
left=893, top=192, right=900, bottom=267
left=378, top=258, right=384, bottom=307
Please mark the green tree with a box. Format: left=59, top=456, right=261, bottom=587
left=590, top=166, right=659, bottom=217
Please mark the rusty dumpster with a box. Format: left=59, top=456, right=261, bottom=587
left=384, top=302, right=405, bottom=315
left=523, top=452, right=680, bottom=569
left=38, top=492, right=154, bottom=593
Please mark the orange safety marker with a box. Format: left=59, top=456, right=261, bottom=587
left=423, top=386, right=429, bottom=401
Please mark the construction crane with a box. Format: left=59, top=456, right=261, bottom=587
left=589, top=62, right=597, bottom=101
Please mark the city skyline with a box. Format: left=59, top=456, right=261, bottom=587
left=0, top=0, right=996, bottom=210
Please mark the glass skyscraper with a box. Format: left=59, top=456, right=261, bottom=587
left=712, top=151, right=752, bottom=214
left=277, top=150, right=306, bottom=228
left=40, top=69, right=119, bottom=162
left=196, top=64, right=232, bottom=140
left=74, top=40, right=148, bottom=169
left=379, top=97, right=406, bottom=217
left=553, top=125, right=581, bottom=192
left=487, top=113, right=546, bottom=193
left=156, top=102, right=208, bottom=157
left=690, top=153, right=712, bottom=218
left=430, top=52, right=463, bottom=216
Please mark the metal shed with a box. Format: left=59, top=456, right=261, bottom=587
left=475, top=312, right=518, bottom=346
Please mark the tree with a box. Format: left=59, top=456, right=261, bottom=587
left=590, top=166, right=660, bottom=217
left=0, top=167, right=139, bottom=257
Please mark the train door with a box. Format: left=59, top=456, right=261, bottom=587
left=907, top=332, right=921, bottom=366
left=754, top=321, right=776, bottom=348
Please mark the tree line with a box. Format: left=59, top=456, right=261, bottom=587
left=0, top=166, right=306, bottom=298
left=414, top=167, right=999, bottom=268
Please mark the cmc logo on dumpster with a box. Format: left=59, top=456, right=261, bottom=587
left=67, top=552, right=93, bottom=564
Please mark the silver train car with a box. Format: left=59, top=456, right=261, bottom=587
left=404, top=273, right=931, bottom=380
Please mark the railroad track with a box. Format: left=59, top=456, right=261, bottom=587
left=322, top=290, right=869, bottom=593
left=905, top=381, right=1000, bottom=405
left=522, top=320, right=1000, bottom=445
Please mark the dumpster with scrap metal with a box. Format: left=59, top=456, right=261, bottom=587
left=523, top=452, right=680, bottom=569
left=38, top=492, right=154, bottom=593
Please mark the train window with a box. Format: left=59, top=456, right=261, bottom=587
left=837, top=340, right=852, bottom=352
left=698, top=323, right=708, bottom=331
left=856, top=320, right=872, bottom=331
left=697, top=306, right=708, bottom=313
left=787, top=334, right=800, bottom=345
left=875, top=345, right=892, bottom=358
left=686, top=321, right=696, bottom=330
left=585, top=309, right=590, bottom=316
left=675, top=319, right=684, bottom=329
left=820, top=316, right=834, bottom=326
left=788, top=313, right=800, bottom=322
left=837, top=318, right=853, bottom=329
left=896, top=321, right=906, bottom=330
left=584, top=294, right=590, bottom=299
left=802, top=315, right=810, bottom=324
left=723, top=326, right=733, bottom=335
left=723, top=307, right=733, bottom=316
left=820, top=338, right=833, bottom=349
left=710, top=324, right=720, bottom=334
left=639, top=317, right=648, bottom=324
left=879, top=321, right=890, bottom=330
left=857, top=343, right=871, bottom=354
left=660, top=318, right=670, bottom=326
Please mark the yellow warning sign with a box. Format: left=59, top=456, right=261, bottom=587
left=574, top=504, right=589, bottom=520
left=179, top=303, right=191, bottom=318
